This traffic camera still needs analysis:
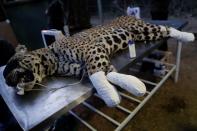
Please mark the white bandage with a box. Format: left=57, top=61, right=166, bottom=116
left=169, top=27, right=195, bottom=42
left=16, top=84, right=25, bottom=95
left=107, top=72, right=146, bottom=96
left=89, top=71, right=121, bottom=107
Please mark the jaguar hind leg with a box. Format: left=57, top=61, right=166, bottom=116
left=134, top=23, right=195, bottom=42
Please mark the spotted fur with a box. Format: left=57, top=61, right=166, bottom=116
left=3, top=16, right=170, bottom=90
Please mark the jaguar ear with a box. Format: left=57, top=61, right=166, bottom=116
left=15, top=44, right=28, bottom=54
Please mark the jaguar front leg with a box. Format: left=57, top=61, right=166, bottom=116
left=106, top=65, right=146, bottom=96
left=86, top=45, right=146, bottom=107
left=86, top=46, right=121, bottom=107
left=106, top=72, right=146, bottom=96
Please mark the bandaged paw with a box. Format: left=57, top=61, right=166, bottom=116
left=107, top=72, right=146, bottom=96
left=169, top=27, right=195, bottom=42
left=89, top=71, right=121, bottom=107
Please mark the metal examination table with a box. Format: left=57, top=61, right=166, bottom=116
left=0, top=20, right=188, bottom=131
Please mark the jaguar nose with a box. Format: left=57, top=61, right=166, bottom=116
left=6, top=80, right=16, bottom=87
left=5, top=76, right=18, bottom=87
left=6, top=79, right=16, bottom=87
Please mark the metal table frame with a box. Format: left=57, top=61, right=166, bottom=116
left=49, top=19, right=185, bottom=130
left=65, top=20, right=187, bottom=130
left=67, top=41, right=183, bottom=131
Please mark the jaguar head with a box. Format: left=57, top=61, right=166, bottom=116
left=3, top=45, right=41, bottom=95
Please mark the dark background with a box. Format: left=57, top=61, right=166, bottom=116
left=1, top=0, right=197, bottom=50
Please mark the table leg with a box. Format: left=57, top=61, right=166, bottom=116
left=175, top=40, right=182, bottom=83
